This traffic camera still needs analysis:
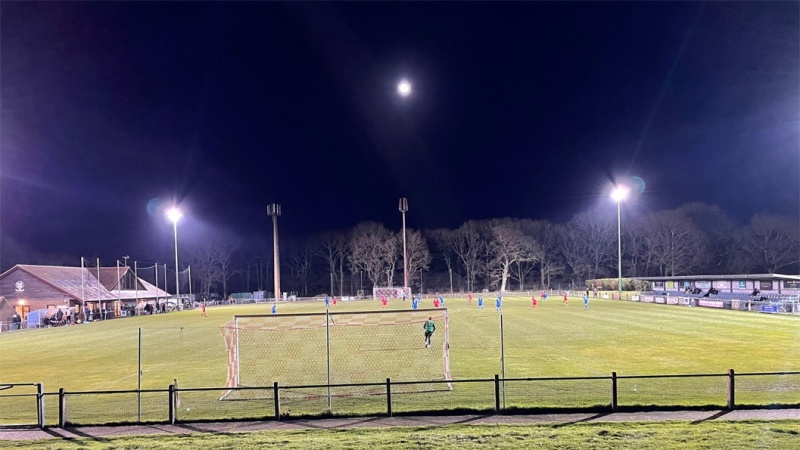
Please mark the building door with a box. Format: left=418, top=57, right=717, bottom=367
left=14, top=305, right=30, bottom=320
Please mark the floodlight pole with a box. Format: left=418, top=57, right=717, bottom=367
left=617, top=200, right=622, bottom=301
left=173, top=220, right=180, bottom=310
left=610, top=186, right=628, bottom=301
left=167, top=207, right=182, bottom=311
left=267, top=204, right=282, bottom=302
left=399, top=198, right=409, bottom=296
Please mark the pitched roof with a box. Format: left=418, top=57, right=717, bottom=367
left=2, top=265, right=170, bottom=302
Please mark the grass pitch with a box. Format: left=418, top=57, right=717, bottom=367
left=1, top=295, right=799, bottom=424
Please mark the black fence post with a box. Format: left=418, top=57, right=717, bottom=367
left=274, top=382, right=280, bottom=421
left=386, top=378, right=392, bottom=417
left=611, top=372, right=618, bottom=411
left=727, top=369, right=735, bottom=410
left=168, top=384, right=176, bottom=425
left=58, top=388, right=66, bottom=428
left=494, top=374, right=501, bottom=414
left=36, top=383, right=44, bottom=428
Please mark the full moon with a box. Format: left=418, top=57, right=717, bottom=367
left=397, top=80, right=412, bottom=96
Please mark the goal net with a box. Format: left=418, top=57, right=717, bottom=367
left=372, top=286, right=411, bottom=299
left=219, top=308, right=451, bottom=400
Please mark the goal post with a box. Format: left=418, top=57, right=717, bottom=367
left=219, top=308, right=451, bottom=400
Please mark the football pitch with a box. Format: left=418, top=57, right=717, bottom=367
left=1, top=295, right=798, bottom=389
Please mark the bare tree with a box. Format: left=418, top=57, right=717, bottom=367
left=623, top=215, right=653, bottom=277
left=288, top=240, right=313, bottom=296
left=313, top=231, right=348, bottom=296
left=384, top=235, right=400, bottom=287
left=644, top=209, right=707, bottom=276
left=522, top=220, right=563, bottom=289
left=405, top=229, right=432, bottom=290
left=428, top=229, right=456, bottom=277
left=185, top=231, right=238, bottom=299
left=738, top=214, right=800, bottom=273
left=486, top=219, right=541, bottom=293
left=348, top=222, right=396, bottom=288
left=679, top=203, right=739, bottom=274
left=449, top=221, right=485, bottom=292
left=562, top=209, right=615, bottom=280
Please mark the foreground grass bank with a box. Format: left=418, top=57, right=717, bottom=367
left=3, top=421, right=800, bottom=449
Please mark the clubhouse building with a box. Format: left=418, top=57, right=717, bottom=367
left=0, top=264, right=170, bottom=323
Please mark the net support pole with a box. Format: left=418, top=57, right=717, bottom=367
left=727, top=368, right=735, bottom=410
left=36, top=383, right=44, bottom=428
left=326, top=309, right=332, bottom=411
left=138, top=327, right=142, bottom=422
left=500, top=313, right=506, bottom=409
left=58, top=388, right=66, bottom=428
left=274, top=382, right=280, bottom=420
left=386, top=378, right=392, bottom=417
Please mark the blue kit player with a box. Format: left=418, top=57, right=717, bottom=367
left=496, top=294, right=502, bottom=312
left=272, top=303, right=277, bottom=314
left=477, top=297, right=484, bottom=311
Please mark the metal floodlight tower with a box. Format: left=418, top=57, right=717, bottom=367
left=610, top=186, right=630, bottom=301
left=267, top=203, right=282, bottom=302
left=399, top=198, right=409, bottom=295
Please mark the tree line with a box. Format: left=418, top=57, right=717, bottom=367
left=182, top=202, right=800, bottom=298
left=3, top=202, right=797, bottom=298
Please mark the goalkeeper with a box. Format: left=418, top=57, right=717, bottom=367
left=423, top=316, right=436, bottom=348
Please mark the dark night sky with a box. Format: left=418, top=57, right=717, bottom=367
left=1, top=2, right=798, bottom=264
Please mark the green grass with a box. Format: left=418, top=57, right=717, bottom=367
left=2, top=421, right=800, bottom=449
left=1, top=297, right=799, bottom=425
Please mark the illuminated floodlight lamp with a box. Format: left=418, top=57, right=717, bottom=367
left=610, top=186, right=630, bottom=203
left=397, top=80, right=412, bottom=97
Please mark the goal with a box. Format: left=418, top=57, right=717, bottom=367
left=219, top=309, right=451, bottom=400
left=372, top=286, right=411, bottom=299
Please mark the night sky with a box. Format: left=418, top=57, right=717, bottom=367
left=1, top=2, right=798, bottom=264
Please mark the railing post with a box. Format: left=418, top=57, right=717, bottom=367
left=59, top=388, right=66, bottom=428
left=168, top=384, right=176, bottom=425
left=386, top=378, right=392, bottom=417
left=494, top=374, right=500, bottom=414
left=611, top=372, right=618, bottom=411
left=36, top=383, right=44, bottom=428
left=274, top=382, right=280, bottom=421
left=727, top=369, right=735, bottom=410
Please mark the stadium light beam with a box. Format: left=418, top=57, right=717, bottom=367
left=610, top=186, right=630, bottom=300
left=166, top=207, right=183, bottom=310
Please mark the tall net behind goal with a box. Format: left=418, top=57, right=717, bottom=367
left=219, top=309, right=450, bottom=400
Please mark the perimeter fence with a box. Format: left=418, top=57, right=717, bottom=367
left=2, top=370, right=799, bottom=428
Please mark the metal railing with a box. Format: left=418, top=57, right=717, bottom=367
left=2, top=370, right=799, bottom=428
